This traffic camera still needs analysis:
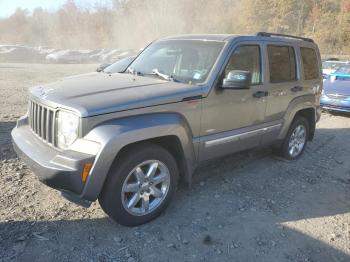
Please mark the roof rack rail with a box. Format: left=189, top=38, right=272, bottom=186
left=256, top=32, right=314, bottom=43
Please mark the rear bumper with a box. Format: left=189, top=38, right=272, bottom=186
left=11, top=118, right=95, bottom=200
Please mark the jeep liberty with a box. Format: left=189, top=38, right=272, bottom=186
left=12, top=32, right=323, bottom=226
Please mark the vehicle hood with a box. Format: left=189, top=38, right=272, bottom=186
left=30, top=72, right=202, bottom=117
left=323, top=79, right=350, bottom=96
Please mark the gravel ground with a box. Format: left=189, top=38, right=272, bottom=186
left=0, top=63, right=350, bottom=262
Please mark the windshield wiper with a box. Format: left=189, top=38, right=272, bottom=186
left=144, top=68, right=179, bottom=82
left=152, top=68, right=172, bottom=81
left=128, top=67, right=181, bottom=82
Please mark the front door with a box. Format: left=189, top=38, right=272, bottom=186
left=199, top=43, right=268, bottom=161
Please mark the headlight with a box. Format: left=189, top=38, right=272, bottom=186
left=56, top=110, right=79, bottom=149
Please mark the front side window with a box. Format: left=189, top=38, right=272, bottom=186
left=127, top=40, right=224, bottom=84
left=301, top=47, right=319, bottom=80
left=268, top=45, right=296, bottom=83
left=224, top=45, right=261, bottom=84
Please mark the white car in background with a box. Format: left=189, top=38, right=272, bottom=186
left=46, top=50, right=93, bottom=63
left=0, top=45, right=46, bottom=63
left=322, top=60, right=349, bottom=78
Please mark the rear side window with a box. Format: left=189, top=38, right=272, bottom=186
left=301, top=47, right=319, bottom=80
left=268, top=45, right=296, bottom=83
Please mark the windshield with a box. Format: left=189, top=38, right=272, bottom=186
left=127, top=40, right=225, bottom=84
left=104, top=56, right=135, bottom=73
left=334, top=65, right=350, bottom=74
left=322, top=61, right=345, bottom=70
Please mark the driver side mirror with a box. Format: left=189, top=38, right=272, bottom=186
left=222, top=70, right=251, bottom=89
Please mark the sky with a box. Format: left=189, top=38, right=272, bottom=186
left=0, top=0, right=113, bottom=18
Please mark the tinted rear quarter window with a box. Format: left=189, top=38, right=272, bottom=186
left=268, top=45, right=296, bottom=83
left=301, top=47, right=319, bottom=80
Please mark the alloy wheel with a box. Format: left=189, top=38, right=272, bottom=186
left=288, top=124, right=306, bottom=158
left=121, top=160, right=170, bottom=216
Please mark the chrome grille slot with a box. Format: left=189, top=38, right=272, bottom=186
left=29, top=101, right=55, bottom=145
left=38, top=106, right=42, bottom=136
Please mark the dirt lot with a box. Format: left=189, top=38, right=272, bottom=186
left=0, top=63, right=350, bottom=262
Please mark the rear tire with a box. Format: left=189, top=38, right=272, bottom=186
left=274, top=116, right=309, bottom=160
left=99, top=143, right=179, bottom=226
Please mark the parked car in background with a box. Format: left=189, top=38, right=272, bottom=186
left=106, top=49, right=137, bottom=63
left=46, top=50, right=93, bottom=63
left=324, top=57, right=339, bottom=61
left=321, top=65, right=350, bottom=113
left=98, top=56, right=136, bottom=73
left=0, top=45, right=46, bottom=63
left=89, top=49, right=117, bottom=63
left=322, top=60, right=349, bottom=79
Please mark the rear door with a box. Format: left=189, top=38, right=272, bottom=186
left=262, top=43, right=302, bottom=144
left=299, top=46, right=322, bottom=105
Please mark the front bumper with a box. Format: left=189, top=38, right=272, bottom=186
left=11, top=118, right=95, bottom=198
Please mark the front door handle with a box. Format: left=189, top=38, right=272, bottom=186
left=291, top=86, right=303, bottom=92
left=253, top=91, right=268, bottom=98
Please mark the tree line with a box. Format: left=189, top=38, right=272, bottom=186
left=0, top=0, right=349, bottom=54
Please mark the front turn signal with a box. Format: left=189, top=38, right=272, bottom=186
left=82, top=162, right=93, bottom=183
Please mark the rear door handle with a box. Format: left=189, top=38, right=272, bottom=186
left=253, top=91, right=268, bottom=98
left=291, top=86, right=303, bottom=92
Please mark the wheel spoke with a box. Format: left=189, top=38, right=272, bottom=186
left=124, top=183, right=139, bottom=193
left=291, top=132, right=296, bottom=139
left=290, top=146, right=295, bottom=156
left=127, top=193, right=141, bottom=209
left=142, top=195, right=150, bottom=212
left=297, top=127, right=304, bottom=138
left=152, top=172, right=168, bottom=185
left=150, top=186, right=163, bottom=198
left=298, top=143, right=304, bottom=152
left=146, top=162, right=158, bottom=179
left=135, top=167, right=145, bottom=183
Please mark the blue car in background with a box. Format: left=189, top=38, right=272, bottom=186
left=321, top=65, right=350, bottom=113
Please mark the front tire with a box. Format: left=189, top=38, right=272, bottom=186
left=99, top=143, right=179, bottom=226
left=274, top=116, right=309, bottom=160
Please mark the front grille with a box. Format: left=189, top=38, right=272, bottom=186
left=327, top=94, right=349, bottom=100
left=29, top=100, right=56, bottom=145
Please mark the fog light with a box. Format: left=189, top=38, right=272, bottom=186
left=82, top=162, right=93, bottom=182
